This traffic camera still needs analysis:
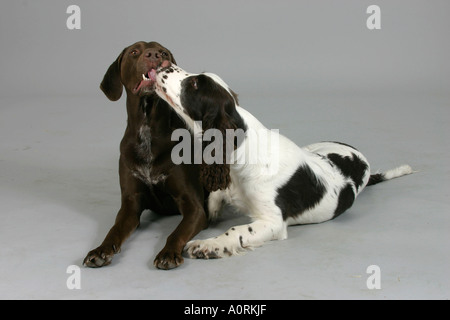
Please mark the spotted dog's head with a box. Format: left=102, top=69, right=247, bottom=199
left=152, top=61, right=195, bottom=124
left=154, top=63, right=246, bottom=192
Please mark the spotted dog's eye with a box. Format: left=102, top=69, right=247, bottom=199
left=129, top=49, right=139, bottom=56
left=191, top=77, right=198, bottom=90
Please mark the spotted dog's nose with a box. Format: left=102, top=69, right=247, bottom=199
left=158, top=60, right=172, bottom=71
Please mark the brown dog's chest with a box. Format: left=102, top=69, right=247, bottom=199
left=122, top=96, right=184, bottom=187
left=122, top=123, right=167, bottom=186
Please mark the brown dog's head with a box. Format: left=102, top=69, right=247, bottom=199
left=100, top=41, right=176, bottom=101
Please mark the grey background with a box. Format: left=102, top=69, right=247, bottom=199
left=0, top=0, right=449, bottom=299
left=1, top=0, right=449, bottom=98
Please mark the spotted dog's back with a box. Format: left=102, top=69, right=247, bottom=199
left=274, top=141, right=369, bottom=226
left=286, top=141, right=412, bottom=225
left=303, top=141, right=371, bottom=195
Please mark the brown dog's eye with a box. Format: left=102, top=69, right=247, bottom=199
left=130, top=49, right=139, bottom=56
left=161, top=51, right=168, bottom=58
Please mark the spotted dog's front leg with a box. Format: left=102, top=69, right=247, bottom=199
left=207, top=190, right=227, bottom=221
left=184, top=219, right=287, bottom=259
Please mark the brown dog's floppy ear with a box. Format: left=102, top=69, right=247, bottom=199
left=166, top=48, right=177, bottom=65
left=100, top=50, right=124, bottom=101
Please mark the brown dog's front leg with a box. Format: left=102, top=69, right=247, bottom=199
left=83, top=192, right=145, bottom=267
left=154, top=196, right=208, bottom=270
left=83, top=159, right=147, bottom=268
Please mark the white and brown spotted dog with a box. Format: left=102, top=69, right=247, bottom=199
left=152, top=61, right=413, bottom=259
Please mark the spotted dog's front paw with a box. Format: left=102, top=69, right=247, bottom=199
left=184, top=239, right=223, bottom=259
left=184, top=237, right=247, bottom=259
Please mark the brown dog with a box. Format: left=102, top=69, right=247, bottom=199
left=83, top=41, right=208, bottom=270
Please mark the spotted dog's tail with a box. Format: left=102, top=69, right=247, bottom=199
left=367, top=164, right=414, bottom=186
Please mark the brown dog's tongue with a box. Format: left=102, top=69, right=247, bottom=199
left=149, top=69, right=157, bottom=82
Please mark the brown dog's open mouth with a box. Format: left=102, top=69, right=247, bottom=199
left=133, top=69, right=158, bottom=94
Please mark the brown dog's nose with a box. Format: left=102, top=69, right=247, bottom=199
left=144, top=48, right=162, bottom=62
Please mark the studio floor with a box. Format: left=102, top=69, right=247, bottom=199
left=0, top=92, right=449, bottom=300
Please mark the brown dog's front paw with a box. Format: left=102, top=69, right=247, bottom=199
left=83, top=244, right=119, bottom=268
left=154, top=249, right=184, bottom=270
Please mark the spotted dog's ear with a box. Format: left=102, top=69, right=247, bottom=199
left=200, top=89, right=239, bottom=192
left=200, top=126, right=232, bottom=192
left=100, top=49, right=125, bottom=101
